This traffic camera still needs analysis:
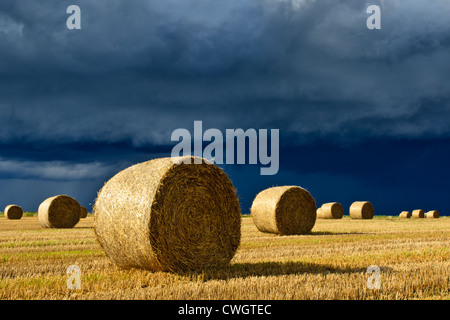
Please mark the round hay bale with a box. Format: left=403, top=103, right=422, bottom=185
left=250, top=186, right=316, bottom=235
left=316, top=207, right=323, bottom=218
left=319, top=202, right=344, bottom=219
left=399, top=211, right=411, bottom=219
left=4, top=205, right=23, bottom=220
left=38, top=195, right=81, bottom=228
left=349, top=201, right=374, bottom=219
left=412, top=209, right=425, bottom=218
left=93, top=156, right=241, bottom=272
left=426, top=210, right=439, bottom=218
left=80, top=206, right=88, bottom=218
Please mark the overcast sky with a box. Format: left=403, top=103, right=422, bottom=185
left=1, top=0, right=450, bottom=214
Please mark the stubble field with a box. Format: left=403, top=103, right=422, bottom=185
left=0, top=215, right=449, bottom=300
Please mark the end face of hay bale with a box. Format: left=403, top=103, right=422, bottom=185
left=426, top=210, right=439, bottom=218
left=38, top=195, right=81, bottom=228
left=94, top=156, right=241, bottom=272
left=412, top=209, right=425, bottom=218
left=349, top=201, right=374, bottom=219
left=4, top=205, right=23, bottom=220
left=399, top=211, right=411, bottom=218
left=80, top=206, right=88, bottom=218
left=319, top=202, right=344, bottom=219
left=251, top=186, right=316, bottom=235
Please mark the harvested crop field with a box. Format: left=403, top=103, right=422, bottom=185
left=0, top=215, right=449, bottom=300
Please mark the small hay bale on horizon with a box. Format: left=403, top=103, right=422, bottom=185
left=94, top=156, right=241, bottom=272
left=80, top=206, right=88, bottom=218
left=426, top=210, right=439, bottom=218
left=349, top=201, right=374, bottom=219
left=412, top=209, right=425, bottom=218
left=318, top=202, right=344, bottom=219
left=38, top=195, right=81, bottom=228
left=251, top=185, right=316, bottom=235
left=4, top=205, right=23, bottom=220
left=399, top=211, right=411, bottom=219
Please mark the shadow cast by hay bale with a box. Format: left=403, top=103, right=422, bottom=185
left=309, top=231, right=370, bottom=236
left=179, top=260, right=391, bottom=281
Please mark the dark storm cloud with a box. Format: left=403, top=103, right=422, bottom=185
left=0, top=157, right=114, bottom=180
left=0, top=0, right=449, bottom=148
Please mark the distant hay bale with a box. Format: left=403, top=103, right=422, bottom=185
left=318, top=202, right=344, bottom=219
left=316, top=207, right=323, bottom=218
left=4, top=205, right=23, bottom=220
left=93, top=156, right=241, bottom=272
left=399, top=211, right=411, bottom=219
left=251, top=186, right=316, bottom=235
left=38, top=195, right=81, bottom=228
left=80, top=206, right=88, bottom=218
left=412, top=209, right=425, bottom=218
left=349, top=201, right=374, bottom=219
left=426, top=210, right=439, bottom=219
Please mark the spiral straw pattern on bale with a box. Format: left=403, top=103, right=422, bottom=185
left=4, top=205, right=23, bottom=220
left=318, top=202, right=343, bottom=219
left=349, top=201, right=374, bottom=219
left=412, top=209, right=425, bottom=218
left=399, top=211, right=411, bottom=218
left=38, top=195, right=81, bottom=228
left=250, top=186, right=316, bottom=235
left=93, top=156, right=241, bottom=272
left=426, top=210, right=439, bottom=218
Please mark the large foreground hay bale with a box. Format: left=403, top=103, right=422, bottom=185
left=349, top=201, right=374, bottom=219
left=80, top=206, right=88, bottom=218
left=426, top=210, right=439, bottom=218
left=38, top=195, right=81, bottom=228
left=93, top=156, right=241, bottom=272
left=412, top=209, right=424, bottom=218
left=250, top=186, right=316, bottom=235
left=318, top=202, right=344, bottom=219
left=4, top=205, right=23, bottom=220
left=399, top=211, right=411, bottom=219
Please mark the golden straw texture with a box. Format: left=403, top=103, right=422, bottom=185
left=412, top=209, right=425, bottom=218
left=93, top=156, right=241, bottom=272
left=250, top=186, right=316, bottom=235
left=38, top=195, right=81, bottom=228
left=426, top=210, right=439, bottom=218
left=318, top=202, right=343, bottom=219
left=399, top=211, right=411, bottom=218
left=4, top=205, right=23, bottom=220
left=349, top=201, right=374, bottom=219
